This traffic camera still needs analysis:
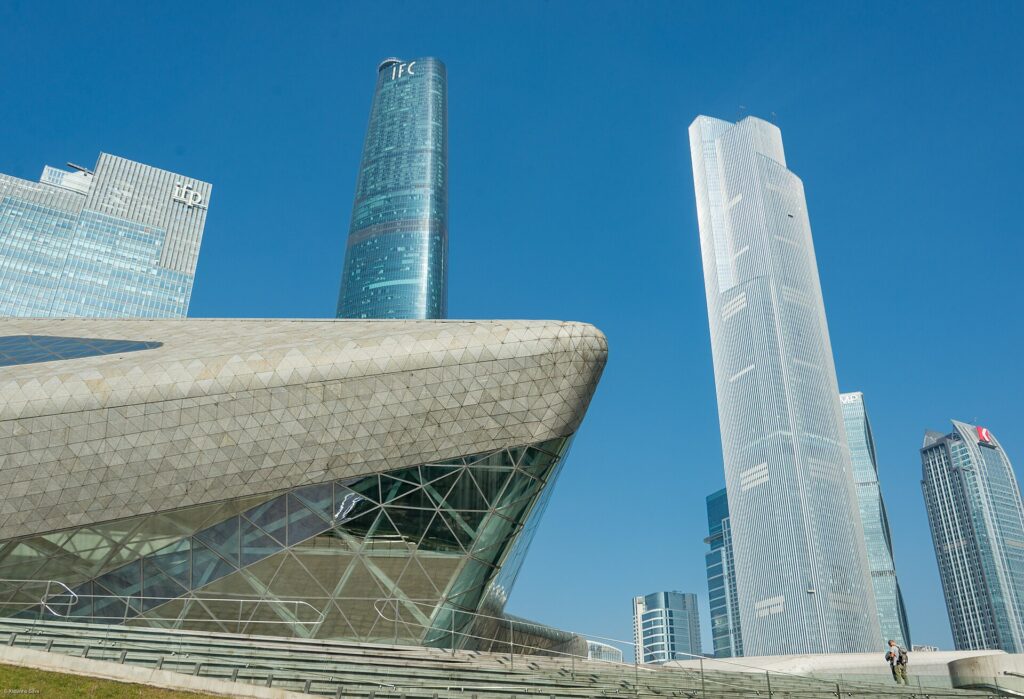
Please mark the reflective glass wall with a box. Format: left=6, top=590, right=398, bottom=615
left=922, top=422, right=1024, bottom=652
left=337, top=57, right=448, bottom=320
left=0, top=437, right=570, bottom=647
left=0, top=155, right=209, bottom=318
left=705, top=488, right=743, bottom=657
left=841, top=392, right=911, bottom=648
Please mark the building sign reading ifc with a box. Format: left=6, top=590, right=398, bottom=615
left=390, top=62, right=416, bottom=80
left=172, top=182, right=206, bottom=210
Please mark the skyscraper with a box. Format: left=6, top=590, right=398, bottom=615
left=689, top=115, right=880, bottom=655
left=336, top=57, right=448, bottom=319
left=705, top=488, right=743, bottom=657
left=632, top=592, right=702, bottom=664
left=921, top=421, right=1024, bottom=652
left=840, top=392, right=911, bottom=648
left=0, top=154, right=210, bottom=318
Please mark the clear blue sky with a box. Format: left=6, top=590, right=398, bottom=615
left=3, top=1, right=1021, bottom=654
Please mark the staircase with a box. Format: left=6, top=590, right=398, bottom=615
left=0, top=618, right=1000, bottom=699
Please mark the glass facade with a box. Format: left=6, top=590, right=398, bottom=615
left=689, top=116, right=880, bottom=655
left=840, top=392, right=911, bottom=648
left=0, top=155, right=210, bottom=318
left=705, top=488, right=743, bottom=657
left=632, top=591, right=701, bottom=664
left=921, top=422, right=1024, bottom=652
left=0, top=437, right=571, bottom=646
left=336, top=57, right=447, bottom=319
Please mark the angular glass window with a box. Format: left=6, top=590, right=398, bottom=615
left=191, top=540, right=236, bottom=589
left=194, top=516, right=240, bottom=567
left=0, top=335, right=161, bottom=367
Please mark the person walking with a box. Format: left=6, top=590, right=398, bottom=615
left=885, top=639, right=909, bottom=685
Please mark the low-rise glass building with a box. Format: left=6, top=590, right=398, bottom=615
left=633, top=591, right=701, bottom=664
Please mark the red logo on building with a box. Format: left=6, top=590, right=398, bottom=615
left=977, top=426, right=993, bottom=443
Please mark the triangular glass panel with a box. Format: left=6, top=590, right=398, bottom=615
left=362, top=509, right=407, bottom=551
left=194, top=515, right=240, bottom=567
left=260, top=551, right=329, bottom=599
left=191, top=539, right=236, bottom=589
left=495, top=472, right=542, bottom=513
left=517, top=446, right=560, bottom=480
left=240, top=516, right=282, bottom=566
left=465, top=449, right=515, bottom=469
left=141, top=561, right=188, bottom=611
left=334, top=487, right=375, bottom=525
left=67, top=581, right=94, bottom=619
left=532, top=436, right=571, bottom=458
left=446, top=508, right=486, bottom=542
left=418, top=463, right=463, bottom=486
left=415, top=510, right=463, bottom=553
left=286, top=494, right=332, bottom=546
left=506, top=445, right=530, bottom=467
left=421, top=470, right=466, bottom=508
left=442, top=470, right=490, bottom=512
left=341, top=474, right=382, bottom=506
left=145, top=539, right=190, bottom=588
left=464, top=469, right=497, bottom=508
left=95, top=559, right=142, bottom=598
left=469, top=534, right=515, bottom=567
left=243, top=496, right=287, bottom=545
left=292, top=482, right=334, bottom=522
left=334, top=504, right=382, bottom=542
left=92, top=581, right=141, bottom=621
left=383, top=506, right=434, bottom=547
left=379, top=475, right=424, bottom=505
left=409, top=553, right=463, bottom=597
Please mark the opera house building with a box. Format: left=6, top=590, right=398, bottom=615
left=0, top=319, right=606, bottom=652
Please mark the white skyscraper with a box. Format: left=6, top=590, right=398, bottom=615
left=689, top=116, right=880, bottom=655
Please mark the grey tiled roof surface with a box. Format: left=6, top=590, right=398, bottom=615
left=0, top=319, right=607, bottom=541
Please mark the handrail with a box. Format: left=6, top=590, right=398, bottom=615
left=0, top=578, right=323, bottom=627
left=370, top=597, right=959, bottom=696
left=0, top=579, right=79, bottom=616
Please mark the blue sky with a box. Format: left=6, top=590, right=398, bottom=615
left=2, top=1, right=1022, bottom=654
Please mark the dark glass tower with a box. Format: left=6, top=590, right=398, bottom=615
left=705, top=488, right=743, bottom=658
left=336, top=57, right=448, bottom=319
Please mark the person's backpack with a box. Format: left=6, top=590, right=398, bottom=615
left=898, top=647, right=909, bottom=666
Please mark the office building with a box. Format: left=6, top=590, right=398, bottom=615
left=0, top=154, right=210, bottom=318
left=633, top=592, right=701, bottom=664
left=689, top=115, right=880, bottom=655
left=336, top=57, right=448, bottom=319
left=921, top=421, right=1024, bottom=652
left=0, top=317, right=606, bottom=654
left=705, top=488, right=743, bottom=657
left=840, top=392, right=911, bottom=648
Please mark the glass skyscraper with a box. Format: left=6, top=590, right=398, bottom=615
left=921, top=421, right=1024, bottom=652
left=632, top=592, right=702, bottom=664
left=0, top=154, right=210, bottom=318
left=689, top=116, right=880, bottom=656
left=705, top=488, right=743, bottom=657
left=840, top=392, right=911, bottom=648
left=336, top=57, right=448, bottom=319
